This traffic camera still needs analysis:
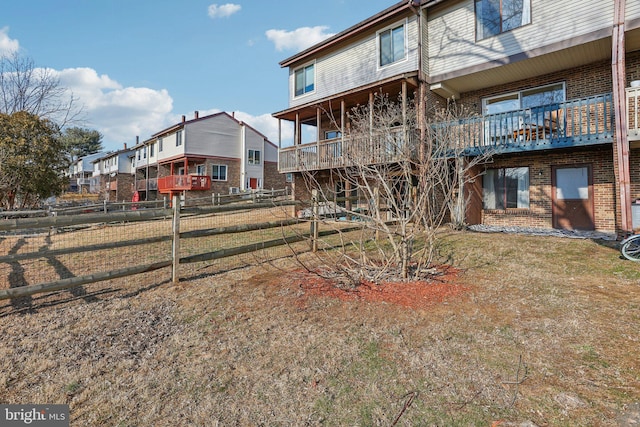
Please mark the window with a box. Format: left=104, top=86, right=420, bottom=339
left=476, top=0, right=531, bottom=40
left=196, top=164, right=206, bottom=176
left=379, top=24, right=405, bottom=67
left=294, top=64, right=314, bottom=97
left=158, top=138, right=163, bottom=152
left=286, top=173, right=293, bottom=183
left=248, top=149, right=261, bottom=165
left=325, top=130, right=342, bottom=139
left=143, top=146, right=147, bottom=159
left=212, top=164, right=227, bottom=181
left=483, top=167, right=529, bottom=209
left=176, top=130, right=183, bottom=147
left=150, top=143, right=155, bottom=157
left=137, top=150, right=140, bottom=161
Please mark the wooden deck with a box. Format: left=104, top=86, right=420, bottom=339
left=279, top=93, right=616, bottom=173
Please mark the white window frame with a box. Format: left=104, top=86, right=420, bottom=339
left=377, top=20, right=408, bottom=69
left=176, top=130, right=183, bottom=147
left=293, top=62, right=315, bottom=98
left=211, top=164, right=227, bottom=181
left=248, top=149, right=261, bottom=165
left=482, top=82, right=566, bottom=115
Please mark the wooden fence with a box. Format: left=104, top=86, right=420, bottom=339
left=0, top=192, right=361, bottom=302
left=0, top=199, right=300, bottom=300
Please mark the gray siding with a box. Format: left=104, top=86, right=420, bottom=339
left=185, top=115, right=241, bottom=159
left=427, top=0, right=624, bottom=79
left=288, top=15, right=420, bottom=108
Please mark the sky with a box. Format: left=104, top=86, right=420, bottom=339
left=0, top=0, right=395, bottom=152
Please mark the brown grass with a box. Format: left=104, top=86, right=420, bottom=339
left=0, top=229, right=639, bottom=426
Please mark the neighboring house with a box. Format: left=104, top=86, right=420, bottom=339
left=132, top=111, right=285, bottom=202
left=273, top=0, right=640, bottom=235
left=68, top=152, right=105, bottom=193
left=91, top=144, right=135, bottom=202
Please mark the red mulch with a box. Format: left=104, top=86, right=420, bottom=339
left=292, top=265, right=469, bottom=310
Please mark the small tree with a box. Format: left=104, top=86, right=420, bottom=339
left=0, top=52, right=82, bottom=126
left=60, top=126, right=104, bottom=161
left=298, top=94, right=491, bottom=284
left=0, top=111, right=68, bottom=209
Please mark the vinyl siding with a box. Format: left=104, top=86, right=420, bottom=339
left=185, top=115, right=242, bottom=159
left=288, top=15, right=420, bottom=108
left=428, top=0, right=620, bottom=79
left=244, top=126, right=265, bottom=187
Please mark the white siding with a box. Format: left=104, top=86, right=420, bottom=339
left=428, top=0, right=619, bottom=78
left=289, top=15, right=420, bottom=108
left=185, top=115, right=242, bottom=159
left=264, top=142, right=278, bottom=163
left=243, top=126, right=265, bottom=189
left=157, top=131, right=185, bottom=161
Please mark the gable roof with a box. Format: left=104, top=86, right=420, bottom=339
left=147, top=111, right=274, bottom=145
left=279, top=0, right=428, bottom=68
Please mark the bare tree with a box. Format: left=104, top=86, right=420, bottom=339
left=296, top=94, right=492, bottom=284
left=0, top=52, right=82, bottom=127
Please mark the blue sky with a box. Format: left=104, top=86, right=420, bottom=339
left=0, top=0, right=394, bottom=152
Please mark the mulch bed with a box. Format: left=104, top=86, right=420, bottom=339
left=292, top=265, right=469, bottom=310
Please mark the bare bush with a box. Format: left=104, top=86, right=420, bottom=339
left=297, top=94, right=492, bottom=283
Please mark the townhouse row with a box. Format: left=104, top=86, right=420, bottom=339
left=272, top=0, right=640, bottom=235
left=68, top=112, right=288, bottom=203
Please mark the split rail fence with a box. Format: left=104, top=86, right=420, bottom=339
left=0, top=192, right=362, bottom=303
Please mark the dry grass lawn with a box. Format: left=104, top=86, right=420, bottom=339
left=1, top=229, right=639, bottom=426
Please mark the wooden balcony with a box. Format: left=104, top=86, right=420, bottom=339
left=279, top=127, right=415, bottom=173
left=278, top=94, right=615, bottom=173
left=157, top=175, right=211, bottom=193
left=136, top=178, right=158, bottom=192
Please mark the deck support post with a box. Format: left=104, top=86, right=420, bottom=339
left=171, top=193, right=180, bottom=284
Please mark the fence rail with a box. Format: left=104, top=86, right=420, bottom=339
left=0, top=199, right=301, bottom=301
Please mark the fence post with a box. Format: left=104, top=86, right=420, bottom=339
left=311, top=189, right=319, bottom=252
left=103, top=200, right=107, bottom=213
left=374, top=186, right=380, bottom=241
left=171, top=193, right=180, bottom=284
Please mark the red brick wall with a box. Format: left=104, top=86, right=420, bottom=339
left=478, top=147, right=616, bottom=232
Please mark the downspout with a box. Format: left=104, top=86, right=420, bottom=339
left=612, top=0, right=632, bottom=234
left=241, top=123, right=247, bottom=191
left=410, top=0, right=427, bottom=147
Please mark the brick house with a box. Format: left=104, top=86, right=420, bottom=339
left=273, top=0, right=640, bottom=235
left=132, top=111, right=286, bottom=202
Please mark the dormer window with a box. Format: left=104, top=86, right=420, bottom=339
left=379, top=23, right=406, bottom=67
left=294, top=64, right=314, bottom=97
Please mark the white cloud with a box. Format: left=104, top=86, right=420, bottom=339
left=265, top=26, right=335, bottom=52
left=207, top=3, right=241, bottom=19
left=53, top=67, right=173, bottom=150
left=0, top=27, right=19, bottom=55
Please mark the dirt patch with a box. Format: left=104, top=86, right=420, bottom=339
left=289, top=265, right=469, bottom=310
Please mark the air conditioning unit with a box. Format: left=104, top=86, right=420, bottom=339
left=229, top=187, right=240, bottom=194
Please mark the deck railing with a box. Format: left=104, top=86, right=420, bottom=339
left=136, top=178, right=158, bottom=192
left=279, top=127, right=414, bottom=172
left=157, top=175, right=211, bottom=193
left=279, top=93, right=615, bottom=173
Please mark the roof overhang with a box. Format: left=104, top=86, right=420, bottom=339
left=279, top=1, right=427, bottom=68
left=273, top=72, right=420, bottom=122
